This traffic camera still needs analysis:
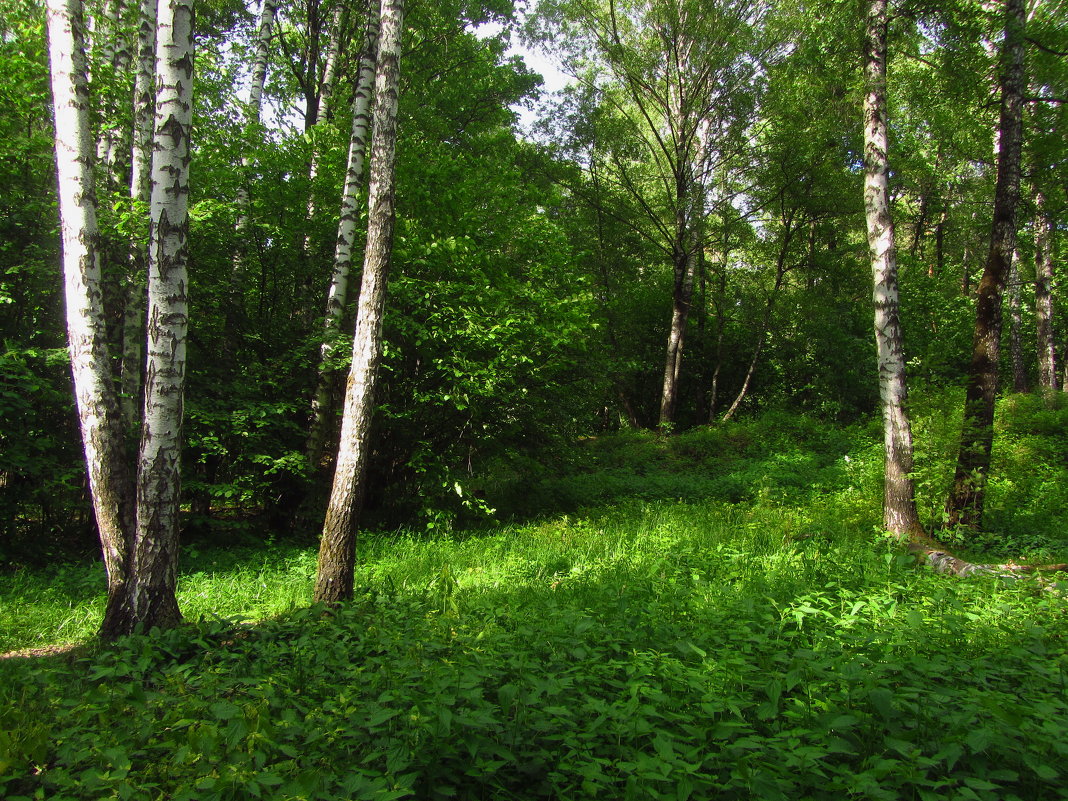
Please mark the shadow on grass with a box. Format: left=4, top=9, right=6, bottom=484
left=2, top=509, right=1065, bottom=801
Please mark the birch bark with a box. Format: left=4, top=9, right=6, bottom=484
left=126, top=0, right=194, bottom=629
left=306, top=10, right=380, bottom=469
left=229, top=0, right=278, bottom=315
left=118, top=0, right=156, bottom=429
left=862, top=0, right=922, bottom=537
left=315, top=0, right=403, bottom=604
left=1034, top=189, right=1057, bottom=390
left=46, top=0, right=135, bottom=632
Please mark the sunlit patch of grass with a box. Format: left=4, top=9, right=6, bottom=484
left=3, top=496, right=1066, bottom=800
left=0, top=545, right=317, bottom=653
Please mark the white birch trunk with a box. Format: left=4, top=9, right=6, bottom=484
left=128, top=0, right=194, bottom=629
left=306, top=10, right=380, bottom=468
left=119, top=0, right=156, bottom=430
left=1034, top=189, right=1057, bottom=390
left=46, top=0, right=135, bottom=633
left=315, top=0, right=403, bottom=604
left=863, top=0, right=922, bottom=537
left=302, top=0, right=348, bottom=259
left=230, top=0, right=278, bottom=306
left=1009, top=248, right=1027, bottom=392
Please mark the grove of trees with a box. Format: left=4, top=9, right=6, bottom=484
left=2, top=0, right=1066, bottom=634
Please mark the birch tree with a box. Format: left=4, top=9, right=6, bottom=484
left=862, top=0, right=922, bottom=537
left=46, top=0, right=135, bottom=633
left=118, top=0, right=156, bottom=428
left=1034, top=189, right=1057, bottom=389
left=306, top=8, right=380, bottom=470
left=315, top=0, right=404, bottom=603
left=533, top=0, right=762, bottom=429
left=121, top=0, right=195, bottom=630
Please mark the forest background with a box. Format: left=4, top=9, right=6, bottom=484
left=2, top=0, right=1068, bottom=796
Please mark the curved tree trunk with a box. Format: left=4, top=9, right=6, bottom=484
left=306, top=9, right=380, bottom=471
left=722, top=217, right=793, bottom=424
left=122, top=0, right=195, bottom=633
left=46, top=0, right=136, bottom=635
left=946, top=0, right=1026, bottom=529
left=315, top=0, right=404, bottom=604
left=862, top=0, right=922, bottom=538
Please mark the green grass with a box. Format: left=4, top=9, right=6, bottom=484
left=3, top=499, right=1068, bottom=799
left=0, top=545, right=317, bottom=654
left=2, top=394, right=1068, bottom=799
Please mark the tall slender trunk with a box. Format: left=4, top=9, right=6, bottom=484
left=303, top=0, right=348, bottom=250
left=46, top=0, right=135, bottom=634
left=119, top=0, right=156, bottom=430
left=1009, top=248, right=1027, bottom=392
left=946, top=0, right=1026, bottom=528
left=658, top=246, right=695, bottom=428
left=306, top=10, right=380, bottom=470
left=721, top=256, right=787, bottom=424
left=1034, top=189, right=1057, bottom=390
left=92, top=0, right=131, bottom=187
left=124, top=0, right=194, bottom=631
left=314, top=0, right=404, bottom=604
left=863, top=0, right=922, bottom=538
left=229, top=0, right=278, bottom=323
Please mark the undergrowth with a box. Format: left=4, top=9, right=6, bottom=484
left=2, top=392, right=1068, bottom=799
left=2, top=503, right=1067, bottom=800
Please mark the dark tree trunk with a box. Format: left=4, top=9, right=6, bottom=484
left=945, top=0, right=1026, bottom=528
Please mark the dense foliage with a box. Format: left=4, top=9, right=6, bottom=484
left=2, top=0, right=1068, bottom=792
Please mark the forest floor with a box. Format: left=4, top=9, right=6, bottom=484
left=2, top=392, right=1068, bottom=799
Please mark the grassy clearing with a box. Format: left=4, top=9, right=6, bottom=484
left=2, top=393, right=1068, bottom=798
